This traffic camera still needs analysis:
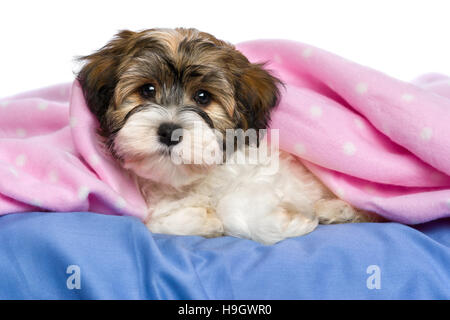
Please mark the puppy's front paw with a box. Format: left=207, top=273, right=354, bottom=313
left=315, top=199, right=360, bottom=224
left=147, top=207, right=224, bottom=238
left=250, top=205, right=318, bottom=245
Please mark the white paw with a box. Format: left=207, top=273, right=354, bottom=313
left=249, top=205, right=319, bottom=245
left=147, top=207, right=224, bottom=237
left=314, top=199, right=358, bottom=224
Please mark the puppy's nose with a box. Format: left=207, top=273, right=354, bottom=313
left=157, top=122, right=183, bottom=146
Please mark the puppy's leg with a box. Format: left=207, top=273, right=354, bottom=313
left=281, top=153, right=380, bottom=224
left=314, top=199, right=377, bottom=224
left=250, top=203, right=318, bottom=245
left=147, top=206, right=224, bottom=238
left=216, top=185, right=318, bottom=245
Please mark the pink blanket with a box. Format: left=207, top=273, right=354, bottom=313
left=1, top=39, right=450, bottom=224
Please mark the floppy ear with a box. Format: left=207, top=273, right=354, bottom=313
left=77, top=30, right=135, bottom=123
left=234, top=63, right=282, bottom=130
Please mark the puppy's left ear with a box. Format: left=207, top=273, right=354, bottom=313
left=234, top=63, right=282, bottom=130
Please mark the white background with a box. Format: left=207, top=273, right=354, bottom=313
left=1, top=0, right=449, bottom=97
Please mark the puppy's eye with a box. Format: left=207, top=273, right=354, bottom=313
left=140, top=84, right=157, bottom=99
left=193, top=90, right=211, bottom=106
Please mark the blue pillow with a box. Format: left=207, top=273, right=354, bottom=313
left=0, top=212, right=448, bottom=299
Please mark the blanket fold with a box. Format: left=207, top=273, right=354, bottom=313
left=1, top=39, right=449, bottom=224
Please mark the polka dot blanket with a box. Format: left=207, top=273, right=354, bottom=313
left=1, top=39, right=449, bottom=224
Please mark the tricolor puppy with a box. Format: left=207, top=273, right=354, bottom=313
left=78, top=28, right=375, bottom=244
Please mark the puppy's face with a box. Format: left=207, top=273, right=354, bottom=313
left=78, top=28, right=280, bottom=187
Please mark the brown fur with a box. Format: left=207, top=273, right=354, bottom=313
left=77, top=28, right=282, bottom=155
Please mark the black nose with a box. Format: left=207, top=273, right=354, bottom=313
left=157, top=122, right=183, bottom=146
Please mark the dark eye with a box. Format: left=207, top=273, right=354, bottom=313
left=193, top=90, right=211, bottom=106
left=140, top=84, right=156, bottom=99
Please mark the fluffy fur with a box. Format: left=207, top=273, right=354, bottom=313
left=78, top=28, right=376, bottom=244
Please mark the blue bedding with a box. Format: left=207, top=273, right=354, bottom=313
left=0, top=211, right=448, bottom=299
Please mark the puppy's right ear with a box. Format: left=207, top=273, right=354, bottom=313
left=77, top=30, right=135, bottom=121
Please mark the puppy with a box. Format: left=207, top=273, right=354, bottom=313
left=78, top=28, right=375, bottom=244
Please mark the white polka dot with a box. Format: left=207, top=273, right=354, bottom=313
left=115, top=197, right=127, bottom=209
left=302, top=47, right=313, bottom=58
left=70, top=117, right=77, bottom=128
left=363, top=185, right=376, bottom=194
left=77, top=186, right=90, bottom=201
left=401, top=94, right=414, bottom=102
left=294, top=143, right=306, bottom=155
left=309, top=105, right=323, bottom=119
left=64, top=150, right=75, bottom=158
left=380, top=122, right=391, bottom=134
left=420, top=127, right=433, bottom=141
left=48, top=170, right=59, bottom=183
left=342, top=142, right=357, bottom=155
left=273, top=54, right=282, bottom=63
left=37, top=101, right=48, bottom=110
left=9, top=167, right=18, bottom=177
left=336, top=188, right=345, bottom=198
left=15, top=154, right=27, bottom=167
left=371, top=196, right=383, bottom=205
left=16, top=128, right=27, bottom=138
left=31, top=199, right=42, bottom=208
left=354, top=118, right=365, bottom=129
left=355, top=82, right=368, bottom=95
left=90, top=155, right=100, bottom=166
